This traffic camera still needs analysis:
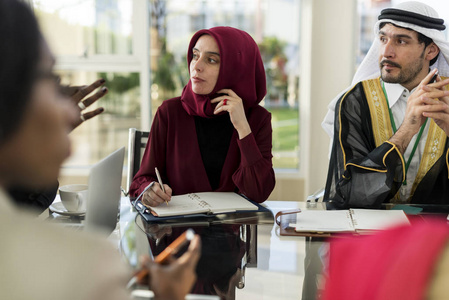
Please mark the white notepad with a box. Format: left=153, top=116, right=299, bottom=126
left=147, top=192, right=258, bottom=217
left=290, top=209, right=410, bottom=233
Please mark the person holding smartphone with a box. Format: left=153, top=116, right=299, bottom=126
left=322, top=1, right=449, bottom=208
left=0, top=1, right=200, bottom=299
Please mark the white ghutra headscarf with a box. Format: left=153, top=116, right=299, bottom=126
left=322, top=1, right=449, bottom=139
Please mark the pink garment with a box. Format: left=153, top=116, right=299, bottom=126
left=322, top=219, right=449, bottom=300
left=130, top=26, right=274, bottom=202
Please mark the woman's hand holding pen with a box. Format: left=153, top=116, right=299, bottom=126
left=142, top=182, right=172, bottom=207
left=212, top=88, right=252, bottom=139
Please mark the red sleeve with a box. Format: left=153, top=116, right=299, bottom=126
left=232, top=112, right=275, bottom=203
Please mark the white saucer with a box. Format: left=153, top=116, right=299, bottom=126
left=49, top=202, right=86, bottom=217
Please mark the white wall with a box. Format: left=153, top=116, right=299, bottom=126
left=299, top=0, right=357, bottom=199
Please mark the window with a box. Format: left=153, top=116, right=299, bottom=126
left=33, top=0, right=149, bottom=177
left=154, top=0, right=301, bottom=170
left=34, top=0, right=301, bottom=178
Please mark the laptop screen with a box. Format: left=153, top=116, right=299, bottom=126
left=85, top=147, right=125, bottom=235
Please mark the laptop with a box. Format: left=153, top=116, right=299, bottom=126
left=84, top=147, right=125, bottom=234
left=53, top=147, right=125, bottom=235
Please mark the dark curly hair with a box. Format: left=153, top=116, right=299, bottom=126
left=0, top=0, right=41, bottom=144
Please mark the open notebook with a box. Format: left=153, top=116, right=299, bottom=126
left=289, top=209, right=410, bottom=233
left=145, top=192, right=259, bottom=217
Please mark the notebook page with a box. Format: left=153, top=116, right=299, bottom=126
left=290, top=210, right=355, bottom=233
left=350, top=209, right=410, bottom=231
left=148, top=193, right=210, bottom=217
left=196, top=192, right=258, bottom=213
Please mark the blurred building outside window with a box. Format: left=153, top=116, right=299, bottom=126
left=34, top=0, right=302, bottom=177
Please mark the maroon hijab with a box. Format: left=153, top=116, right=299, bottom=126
left=181, top=26, right=267, bottom=118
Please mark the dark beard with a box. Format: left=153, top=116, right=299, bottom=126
left=381, top=60, right=423, bottom=85
left=380, top=49, right=425, bottom=86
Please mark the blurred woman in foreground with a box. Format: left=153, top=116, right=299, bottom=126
left=0, top=1, right=200, bottom=299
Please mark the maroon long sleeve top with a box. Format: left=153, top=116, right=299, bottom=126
left=129, top=97, right=275, bottom=203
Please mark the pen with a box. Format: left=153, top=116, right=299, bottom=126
left=126, top=229, right=195, bottom=289
left=155, top=167, right=168, bottom=205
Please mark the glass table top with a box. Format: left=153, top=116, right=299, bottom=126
left=118, top=199, right=323, bottom=300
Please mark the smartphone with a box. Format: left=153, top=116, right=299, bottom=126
left=154, top=228, right=195, bottom=264
left=126, top=228, right=195, bottom=289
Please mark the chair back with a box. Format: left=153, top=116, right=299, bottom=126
left=126, top=128, right=149, bottom=194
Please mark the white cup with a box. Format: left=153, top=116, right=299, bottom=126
left=59, top=184, right=88, bottom=212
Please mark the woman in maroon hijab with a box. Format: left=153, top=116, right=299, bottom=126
left=129, top=26, right=275, bottom=206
